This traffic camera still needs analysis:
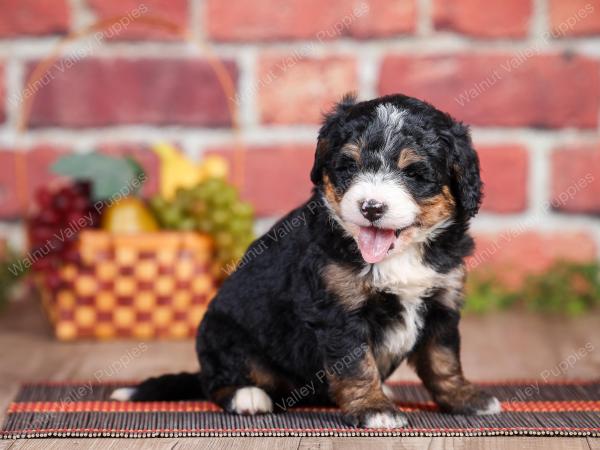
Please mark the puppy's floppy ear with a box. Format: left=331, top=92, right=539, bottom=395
left=444, top=121, right=482, bottom=219
left=310, top=93, right=357, bottom=185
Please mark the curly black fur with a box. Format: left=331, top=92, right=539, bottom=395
left=120, top=94, right=500, bottom=427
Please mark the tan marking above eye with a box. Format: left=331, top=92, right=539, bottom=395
left=341, top=141, right=362, bottom=161
left=398, top=149, right=424, bottom=169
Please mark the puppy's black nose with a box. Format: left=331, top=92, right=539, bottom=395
left=360, top=199, right=387, bottom=222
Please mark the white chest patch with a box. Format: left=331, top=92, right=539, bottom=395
left=365, top=245, right=442, bottom=299
left=364, top=246, right=454, bottom=376
left=376, top=296, right=424, bottom=376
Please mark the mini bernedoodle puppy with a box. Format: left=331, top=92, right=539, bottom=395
left=112, top=93, right=502, bottom=428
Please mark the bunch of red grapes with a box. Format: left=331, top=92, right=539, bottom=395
left=28, top=181, right=99, bottom=288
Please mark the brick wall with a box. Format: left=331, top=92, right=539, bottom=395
left=0, top=0, right=599, bottom=283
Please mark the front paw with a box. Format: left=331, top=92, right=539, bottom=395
left=438, top=388, right=502, bottom=416
left=344, top=408, right=409, bottom=429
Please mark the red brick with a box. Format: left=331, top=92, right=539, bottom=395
left=0, top=150, right=19, bottom=218
left=88, top=0, right=187, bottom=40
left=468, top=231, right=597, bottom=288
left=0, top=65, right=5, bottom=124
left=205, top=0, right=415, bottom=42
left=27, top=58, right=237, bottom=128
left=548, top=0, right=600, bottom=37
left=378, top=54, right=599, bottom=129
left=478, top=145, right=528, bottom=213
left=349, top=0, right=416, bottom=38
left=0, top=146, right=72, bottom=218
left=551, top=145, right=600, bottom=214
left=0, top=0, right=70, bottom=37
left=433, top=0, right=532, bottom=38
left=258, top=55, right=357, bottom=124
left=100, top=145, right=160, bottom=197
left=207, top=145, right=315, bottom=216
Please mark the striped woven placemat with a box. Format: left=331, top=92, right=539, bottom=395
left=2, top=380, right=599, bottom=438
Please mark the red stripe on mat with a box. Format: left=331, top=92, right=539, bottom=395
left=2, top=426, right=600, bottom=435
left=8, top=400, right=600, bottom=414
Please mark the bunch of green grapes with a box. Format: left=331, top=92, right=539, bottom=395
left=150, top=178, right=255, bottom=275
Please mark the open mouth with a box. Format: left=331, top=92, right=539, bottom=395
left=357, top=225, right=413, bottom=264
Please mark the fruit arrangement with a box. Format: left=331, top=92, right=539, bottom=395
left=27, top=145, right=254, bottom=340
left=150, top=179, right=254, bottom=275
left=149, top=143, right=254, bottom=276
left=28, top=145, right=255, bottom=281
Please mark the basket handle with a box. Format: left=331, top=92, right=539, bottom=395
left=14, top=15, right=246, bottom=214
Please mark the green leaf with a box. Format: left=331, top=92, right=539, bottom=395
left=52, top=153, right=145, bottom=201
left=124, top=156, right=146, bottom=195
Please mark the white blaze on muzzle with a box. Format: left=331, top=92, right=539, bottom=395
left=339, top=172, right=419, bottom=263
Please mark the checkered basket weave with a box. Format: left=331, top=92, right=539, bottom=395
left=37, top=230, right=218, bottom=341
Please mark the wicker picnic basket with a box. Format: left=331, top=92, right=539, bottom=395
left=36, top=231, right=218, bottom=340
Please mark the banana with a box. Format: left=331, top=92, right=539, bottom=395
left=152, top=142, right=202, bottom=200
left=152, top=142, right=231, bottom=200
left=201, top=155, right=229, bottom=180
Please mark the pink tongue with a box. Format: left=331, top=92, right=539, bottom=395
left=357, top=227, right=396, bottom=264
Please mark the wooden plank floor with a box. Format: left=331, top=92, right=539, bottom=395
left=0, top=296, right=598, bottom=449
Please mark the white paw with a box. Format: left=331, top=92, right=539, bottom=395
left=110, top=387, right=136, bottom=401
left=230, top=387, right=273, bottom=415
left=363, top=411, right=408, bottom=429
left=476, top=396, right=502, bottom=415
left=382, top=384, right=396, bottom=401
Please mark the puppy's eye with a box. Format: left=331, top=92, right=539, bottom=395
left=404, top=164, right=431, bottom=183
left=334, top=158, right=358, bottom=174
